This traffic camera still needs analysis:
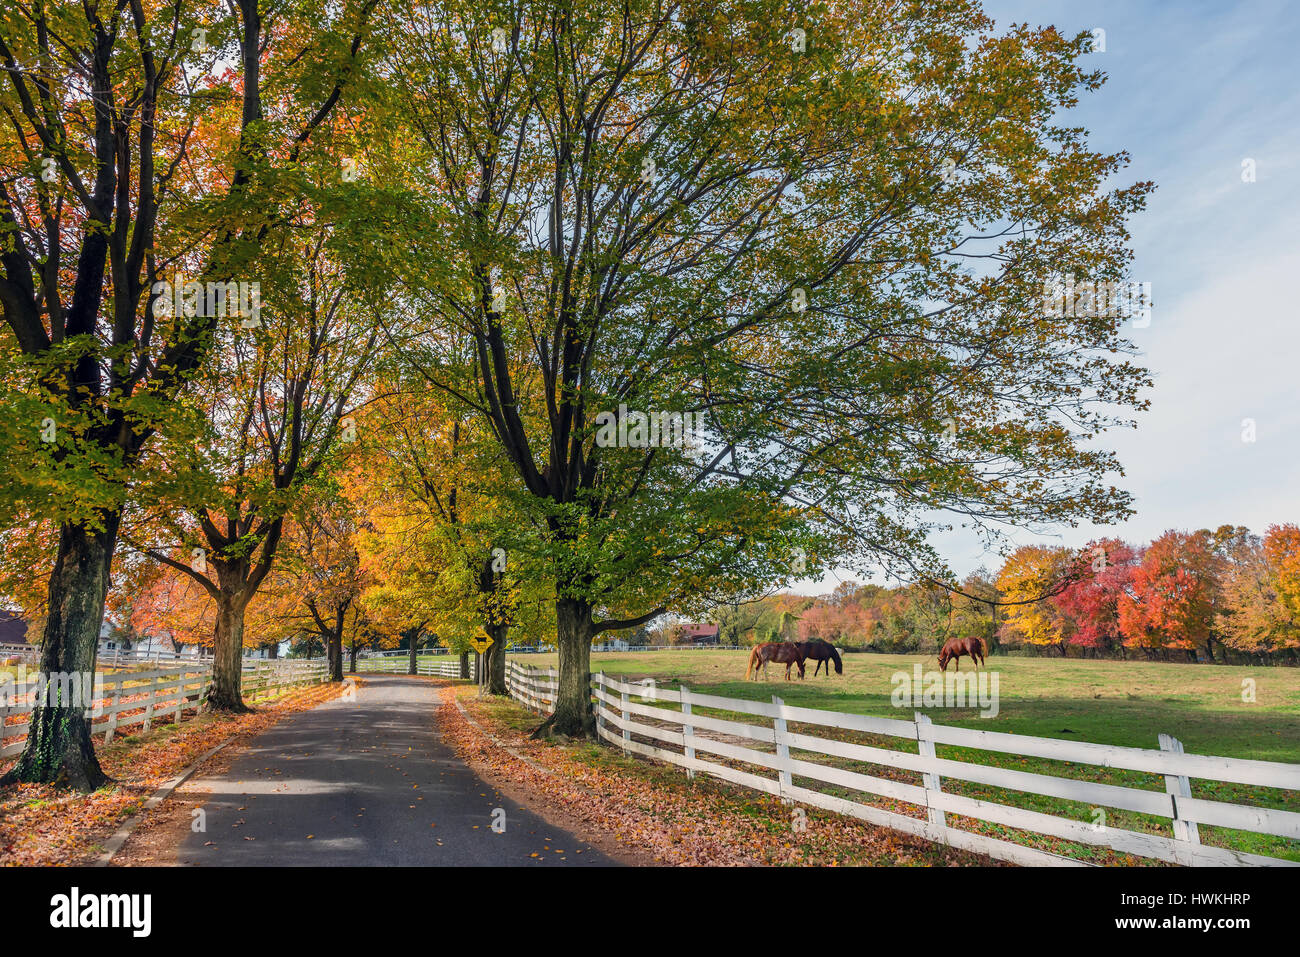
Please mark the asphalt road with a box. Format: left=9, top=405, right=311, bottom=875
left=176, top=675, right=615, bottom=866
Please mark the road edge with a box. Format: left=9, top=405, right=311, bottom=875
left=95, top=739, right=233, bottom=866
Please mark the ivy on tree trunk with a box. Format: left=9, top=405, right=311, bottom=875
left=1, top=517, right=119, bottom=790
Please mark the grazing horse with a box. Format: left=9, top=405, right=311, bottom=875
left=745, top=642, right=806, bottom=681
left=797, top=640, right=843, bottom=677
left=937, top=635, right=986, bottom=672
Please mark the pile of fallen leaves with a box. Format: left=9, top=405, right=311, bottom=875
left=441, top=686, right=990, bottom=867
left=0, top=681, right=350, bottom=866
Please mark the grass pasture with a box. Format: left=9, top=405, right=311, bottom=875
left=515, top=649, right=1300, bottom=863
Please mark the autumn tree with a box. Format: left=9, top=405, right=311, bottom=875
left=0, top=521, right=56, bottom=643
left=354, top=387, right=549, bottom=694
left=1118, top=530, right=1223, bottom=662
left=261, top=501, right=375, bottom=681
left=1216, top=525, right=1300, bottom=660
left=1052, top=538, right=1138, bottom=656
left=0, top=1, right=239, bottom=787
left=125, top=216, right=383, bottom=710
left=1264, top=525, right=1300, bottom=652
left=373, top=0, right=1151, bottom=735
left=128, top=565, right=216, bottom=655
left=0, top=0, right=380, bottom=786
left=948, top=569, right=1001, bottom=651
left=997, top=545, right=1075, bottom=652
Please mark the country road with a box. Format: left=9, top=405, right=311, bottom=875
left=174, top=675, right=615, bottom=866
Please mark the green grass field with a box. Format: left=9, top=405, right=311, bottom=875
left=513, top=649, right=1300, bottom=862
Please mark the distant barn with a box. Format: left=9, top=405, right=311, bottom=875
left=676, top=623, right=720, bottom=645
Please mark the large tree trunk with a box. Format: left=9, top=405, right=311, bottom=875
left=348, top=643, right=358, bottom=674
left=408, top=633, right=418, bottom=675
left=1, top=516, right=119, bottom=790
left=458, top=651, right=470, bottom=679
left=550, top=597, right=595, bottom=737
left=328, top=629, right=344, bottom=682
left=483, top=624, right=508, bottom=695
left=476, top=556, right=509, bottom=694
left=208, top=586, right=251, bottom=712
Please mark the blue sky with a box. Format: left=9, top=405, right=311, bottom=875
left=802, top=0, right=1300, bottom=593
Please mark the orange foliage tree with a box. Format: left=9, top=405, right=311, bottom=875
left=1118, top=530, right=1224, bottom=661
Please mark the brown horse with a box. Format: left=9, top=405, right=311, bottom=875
left=746, top=642, right=806, bottom=681
left=937, top=635, right=986, bottom=672
left=797, top=640, right=843, bottom=677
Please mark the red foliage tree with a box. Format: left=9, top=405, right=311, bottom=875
left=1053, top=538, right=1138, bottom=655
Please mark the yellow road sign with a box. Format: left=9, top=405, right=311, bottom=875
left=468, top=635, right=494, bottom=654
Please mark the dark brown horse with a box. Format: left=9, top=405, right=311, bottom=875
left=797, top=640, right=843, bottom=677
left=746, top=642, right=806, bottom=680
left=937, top=635, right=986, bottom=672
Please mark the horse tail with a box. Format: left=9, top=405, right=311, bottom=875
left=746, top=646, right=759, bottom=680
left=831, top=645, right=843, bottom=674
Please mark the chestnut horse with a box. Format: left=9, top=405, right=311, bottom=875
left=937, top=635, right=986, bottom=672
left=797, top=640, right=843, bottom=677
left=745, top=642, right=806, bottom=680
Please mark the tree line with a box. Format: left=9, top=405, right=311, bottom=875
left=2, top=0, right=1156, bottom=787
left=704, top=525, right=1300, bottom=664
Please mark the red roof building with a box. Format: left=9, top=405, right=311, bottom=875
left=676, top=623, right=720, bottom=644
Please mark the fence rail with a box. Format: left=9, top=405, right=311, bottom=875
left=355, top=655, right=478, bottom=679
left=1, top=659, right=330, bottom=760
left=0, top=644, right=302, bottom=669
left=517, top=644, right=747, bottom=654
left=503, top=660, right=1300, bottom=867
left=359, top=649, right=455, bottom=659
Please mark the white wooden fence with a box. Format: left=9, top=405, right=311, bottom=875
left=355, top=655, right=477, bottom=679
left=506, top=660, right=558, bottom=713
left=503, top=660, right=1300, bottom=867
left=0, top=659, right=330, bottom=759
left=0, top=643, right=35, bottom=663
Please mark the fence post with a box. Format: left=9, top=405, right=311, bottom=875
left=1159, top=733, right=1200, bottom=863
left=594, top=672, right=605, bottom=737
left=915, top=712, right=948, bottom=839
left=620, top=682, right=630, bottom=752
left=104, top=681, right=120, bottom=743
left=772, top=696, right=792, bottom=797
left=142, top=683, right=156, bottom=734
left=681, top=683, right=695, bottom=781
left=0, top=700, right=8, bottom=753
